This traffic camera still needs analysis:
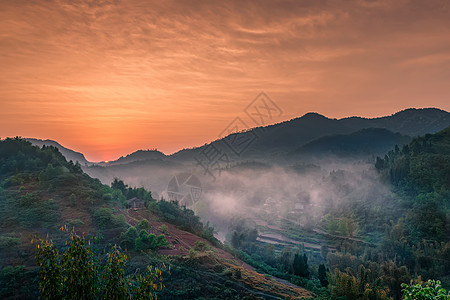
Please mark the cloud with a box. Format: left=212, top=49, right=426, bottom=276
left=1, top=0, right=449, bottom=160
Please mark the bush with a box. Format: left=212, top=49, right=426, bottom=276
left=0, top=234, right=20, bottom=250
left=136, top=219, right=149, bottom=230
left=111, top=215, right=128, bottom=230
left=158, top=224, right=168, bottom=233
left=194, top=241, right=209, bottom=252
left=0, top=266, right=35, bottom=298
left=93, top=207, right=113, bottom=229
left=121, top=227, right=138, bottom=250
left=135, top=230, right=168, bottom=251
left=402, top=280, right=449, bottom=299
left=35, top=229, right=164, bottom=299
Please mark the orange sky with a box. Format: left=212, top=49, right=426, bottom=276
left=1, top=0, right=450, bottom=161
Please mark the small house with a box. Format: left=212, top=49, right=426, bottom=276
left=127, top=197, right=145, bottom=210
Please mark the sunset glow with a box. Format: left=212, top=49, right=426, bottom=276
left=1, top=0, right=449, bottom=161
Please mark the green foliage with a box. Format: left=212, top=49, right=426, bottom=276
left=0, top=234, right=20, bottom=250
left=293, top=253, right=309, bottom=278
left=0, top=189, right=59, bottom=229
left=406, top=192, right=448, bottom=242
left=402, top=280, right=450, bottom=300
left=158, top=224, right=168, bottom=233
left=0, top=138, right=76, bottom=178
left=61, top=232, right=99, bottom=299
left=329, top=266, right=391, bottom=300
left=376, top=128, right=450, bottom=243
left=93, top=207, right=113, bottom=229
left=188, top=248, right=197, bottom=259
left=135, top=230, right=168, bottom=251
left=69, top=193, right=76, bottom=206
left=228, top=218, right=258, bottom=249
left=1, top=138, right=245, bottom=298
left=120, top=226, right=138, bottom=250
left=111, top=178, right=128, bottom=195
left=110, top=179, right=153, bottom=203
left=154, top=199, right=219, bottom=246
left=136, top=219, right=149, bottom=230
left=127, top=265, right=165, bottom=300
left=102, top=245, right=128, bottom=299
left=120, top=226, right=169, bottom=252
left=371, top=127, right=450, bottom=289
left=67, top=218, right=85, bottom=227
left=111, top=214, right=128, bottom=231
left=318, top=264, right=328, bottom=287
left=35, top=229, right=164, bottom=299
left=35, top=239, right=64, bottom=298
left=0, top=265, right=36, bottom=298
left=193, top=240, right=210, bottom=252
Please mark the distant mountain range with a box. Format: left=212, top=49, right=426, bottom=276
left=169, top=107, right=450, bottom=162
left=26, top=108, right=450, bottom=166
left=96, top=149, right=167, bottom=166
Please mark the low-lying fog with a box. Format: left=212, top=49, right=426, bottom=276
left=84, top=157, right=394, bottom=242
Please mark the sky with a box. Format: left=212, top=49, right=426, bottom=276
left=1, top=0, right=449, bottom=161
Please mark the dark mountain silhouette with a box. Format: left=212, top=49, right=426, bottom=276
left=294, top=128, right=412, bottom=157
left=26, top=138, right=90, bottom=165
left=25, top=108, right=450, bottom=167
left=170, top=107, right=450, bottom=161
left=98, top=149, right=167, bottom=166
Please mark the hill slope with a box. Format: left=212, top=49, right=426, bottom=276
left=294, top=128, right=412, bottom=157
left=0, top=138, right=312, bottom=299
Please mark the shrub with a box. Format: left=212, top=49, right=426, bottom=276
left=136, top=219, right=149, bottom=230
left=402, top=280, right=449, bottom=299
left=35, top=229, right=164, bottom=299
left=120, top=227, right=138, bottom=250
left=158, top=224, right=168, bottom=233
left=194, top=241, right=209, bottom=252
left=0, top=235, right=20, bottom=250
left=135, top=230, right=168, bottom=251
left=93, top=207, right=113, bottom=229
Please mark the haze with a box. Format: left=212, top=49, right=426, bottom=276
left=1, top=0, right=450, bottom=161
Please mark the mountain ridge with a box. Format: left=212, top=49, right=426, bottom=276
left=25, top=138, right=90, bottom=165
left=23, top=107, right=450, bottom=165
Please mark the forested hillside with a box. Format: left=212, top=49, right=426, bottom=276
left=0, top=138, right=312, bottom=299
left=221, top=127, right=450, bottom=300
left=376, top=125, right=450, bottom=265
left=324, top=126, right=450, bottom=299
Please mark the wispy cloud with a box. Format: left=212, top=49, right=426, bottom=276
left=1, top=0, right=449, bottom=160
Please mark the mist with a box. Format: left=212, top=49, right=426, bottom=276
left=83, top=155, right=395, bottom=245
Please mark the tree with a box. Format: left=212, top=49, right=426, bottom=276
left=329, top=267, right=391, bottom=300
left=35, top=228, right=164, bottom=299
left=380, top=260, right=411, bottom=300
left=318, top=264, right=328, bottom=287
left=120, top=226, right=138, bottom=250
left=111, top=178, right=128, bottom=196
left=402, top=280, right=449, bottom=300
left=102, top=245, right=128, bottom=299
left=292, top=253, right=309, bottom=277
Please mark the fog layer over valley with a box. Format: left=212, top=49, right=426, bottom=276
left=84, top=156, right=395, bottom=248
